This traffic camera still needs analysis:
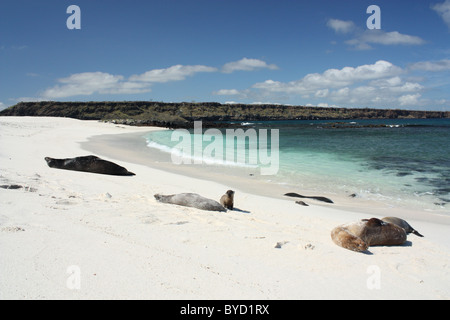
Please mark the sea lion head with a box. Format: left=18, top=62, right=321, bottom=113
left=226, top=190, right=235, bottom=198
left=45, top=157, right=56, bottom=167
left=365, top=218, right=385, bottom=227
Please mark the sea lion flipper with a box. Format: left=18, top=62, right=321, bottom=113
left=412, top=230, right=424, bottom=237
left=381, top=217, right=424, bottom=238
left=284, top=192, right=303, bottom=198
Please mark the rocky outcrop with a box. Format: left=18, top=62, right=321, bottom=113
left=1, top=101, right=448, bottom=129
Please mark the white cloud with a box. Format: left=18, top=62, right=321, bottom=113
left=364, top=31, right=425, bottom=45
left=432, top=0, right=450, bottom=29
left=327, top=19, right=356, bottom=34
left=327, top=18, right=425, bottom=50
left=222, top=58, right=278, bottom=73
left=314, top=89, right=329, bottom=98
left=0, top=102, right=6, bottom=111
left=252, top=60, right=402, bottom=95
left=42, top=72, right=151, bottom=99
left=17, top=97, right=47, bottom=103
left=245, top=60, right=437, bottom=108
left=399, top=94, right=422, bottom=106
left=409, top=59, right=450, bottom=71
left=129, top=65, right=217, bottom=82
left=346, top=30, right=425, bottom=50
left=214, top=89, right=240, bottom=95
left=41, top=64, right=217, bottom=99
left=37, top=58, right=279, bottom=99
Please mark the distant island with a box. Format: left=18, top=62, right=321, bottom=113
left=1, top=101, right=449, bottom=128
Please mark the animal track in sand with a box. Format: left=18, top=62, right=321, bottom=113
left=1, top=226, right=25, bottom=232
left=274, top=241, right=289, bottom=249
left=0, top=184, right=37, bottom=192
left=393, top=259, right=427, bottom=284
left=167, top=221, right=190, bottom=226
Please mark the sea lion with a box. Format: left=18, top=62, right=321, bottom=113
left=45, top=156, right=135, bottom=176
left=331, top=218, right=407, bottom=253
left=154, top=193, right=227, bottom=212
left=284, top=192, right=334, bottom=204
left=381, top=217, right=424, bottom=237
left=220, top=190, right=235, bottom=210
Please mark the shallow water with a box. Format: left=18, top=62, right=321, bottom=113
left=145, top=118, right=450, bottom=213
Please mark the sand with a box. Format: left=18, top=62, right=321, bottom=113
left=1, top=116, right=450, bottom=300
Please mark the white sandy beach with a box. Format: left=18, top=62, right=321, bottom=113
left=1, top=116, right=450, bottom=300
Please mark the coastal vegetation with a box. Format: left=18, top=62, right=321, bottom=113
left=1, top=101, right=449, bottom=128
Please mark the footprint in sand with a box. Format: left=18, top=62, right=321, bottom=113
left=1, top=226, right=25, bottom=232
left=394, top=259, right=427, bottom=284
left=274, top=241, right=289, bottom=249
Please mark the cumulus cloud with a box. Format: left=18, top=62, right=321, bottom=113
left=327, top=18, right=425, bottom=50
left=409, top=59, right=450, bottom=71
left=252, top=60, right=403, bottom=95
left=214, top=89, right=240, bottom=95
left=399, top=94, right=422, bottom=106
left=42, top=72, right=151, bottom=99
left=346, top=30, right=425, bottom=50
left=39, top=58, right=278, bottom=99
left=432, top=0, right=450, bottom=29
left=244, top=60, right=433, bottom=108
left=129, top=65, right=217, bottom=82
left=41, top=65, right=217, bottom=99
left=222, top=58, right=278, bottom=73
left=327, top=19, right=356, bottom=34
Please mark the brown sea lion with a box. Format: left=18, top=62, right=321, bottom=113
left=220, top=190, right=235, bottom=210
left=381, top=217, right=424, bottom=237
left=331, top=218, right=407, bottom=253
left=45, top=156, right=135, bottom=176
left=154, top=193, right=227, bottom=212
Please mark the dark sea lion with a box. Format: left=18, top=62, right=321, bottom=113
left=284, top=192, right=334, bottom=204
left=154, top=193, right=227, bottom=212
left=220, top=190, right=235, bottom=210
left=381, top=217, right=424, bottom=237
left=45, top=156, right=135, bottom=176
left=331, top=218, right=407, bottom=253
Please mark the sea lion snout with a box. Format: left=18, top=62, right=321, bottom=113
left=44, top=157, right=55, bottom=167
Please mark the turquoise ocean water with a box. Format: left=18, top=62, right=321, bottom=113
left=145, top=118, right=450, bottom=213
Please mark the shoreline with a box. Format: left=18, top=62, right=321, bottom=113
left=1, top=117, right=450, bottom=300
left=83, top=128, right=450, bottom=225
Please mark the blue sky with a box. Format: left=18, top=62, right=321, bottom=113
left=1, top=0, right=450, bottom=111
